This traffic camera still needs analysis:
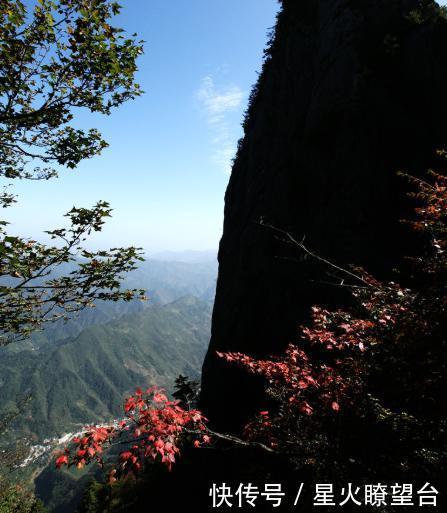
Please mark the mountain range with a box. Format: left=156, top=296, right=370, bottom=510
left=0, top=257, right=216, bottom=510
left=1, top=295, right=212, bottom=443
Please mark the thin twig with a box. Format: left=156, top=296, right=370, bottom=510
left=259, top=221, right=373, bottom=287
left=186, top=427, right=275, bottom=454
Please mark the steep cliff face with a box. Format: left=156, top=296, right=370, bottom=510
left=202, top=0, right=447, bottom=430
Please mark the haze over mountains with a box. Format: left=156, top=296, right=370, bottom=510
left=149, top=249, right=217, bottom=263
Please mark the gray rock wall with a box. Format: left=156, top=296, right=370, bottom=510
left=201, top=0, right=447, bottom=430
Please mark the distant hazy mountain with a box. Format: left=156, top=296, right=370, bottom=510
left=0, top=296, right=212, bottom=443
left=149, top=249, right=217, bottom=263
left=124, top=258, right=217, bottom=303
left=1, top=258, right=217, bottom=353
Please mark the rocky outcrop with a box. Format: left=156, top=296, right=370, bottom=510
left=201, top=0, right=447, bottom=430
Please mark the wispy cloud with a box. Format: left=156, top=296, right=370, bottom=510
left=198, top=76, right=244, bottom=124
left=197, top=76, right=245, bottom=174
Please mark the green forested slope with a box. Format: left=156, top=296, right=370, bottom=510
left=0, top=296, right=212, bottom=442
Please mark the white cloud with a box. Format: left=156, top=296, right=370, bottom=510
left=197, top=76, right=245, bottom=174
left=197, top=76, right=244, bottom=124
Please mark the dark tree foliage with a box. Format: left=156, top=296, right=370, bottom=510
left=0, top=0, right=143, bottom=179
left=0, top=481, right=46, bottom=513
left=172, top=374, right=200, bottom=408
left=0, top=0, right=145, bottom=344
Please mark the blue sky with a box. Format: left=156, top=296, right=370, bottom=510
left=5, top=0, right=280, bottom=255
left=6, top=0, right=446, bottom=255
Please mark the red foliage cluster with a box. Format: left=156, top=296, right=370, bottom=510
left=217, top=279, right=411, bottom=436
left=408, top=169, right=447, bottom=241
left=55, top=386, right=209, bottom=475
left=218, top=344, right=346, bottom=419
left=402, top=166, right=447, bottom=278
left=302, top=306, right=375, bottom=351
left=55, top=425, right=115, bottom=470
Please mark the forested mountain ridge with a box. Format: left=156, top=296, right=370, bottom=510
left=0, top=296, right=212, bottom=443
left=0, top=256, right=215, bottom=513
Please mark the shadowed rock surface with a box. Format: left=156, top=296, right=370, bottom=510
left=201, top=0, right=447, bottom=431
